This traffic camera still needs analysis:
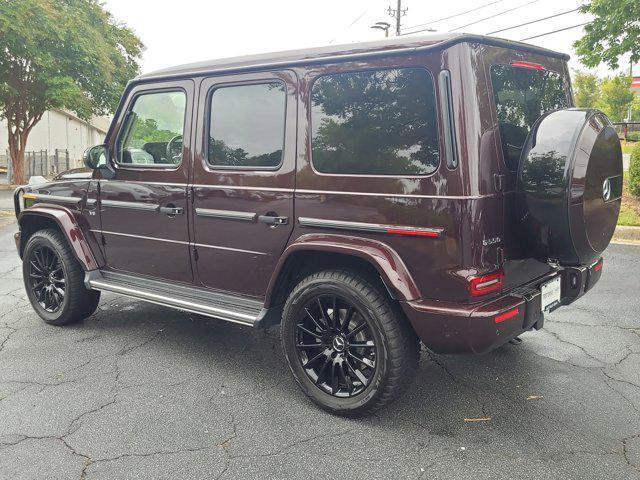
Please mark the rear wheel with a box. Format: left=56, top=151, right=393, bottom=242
left=281, top=270, right=419, bottom=416
left=23, top=229, right=100, bottom=326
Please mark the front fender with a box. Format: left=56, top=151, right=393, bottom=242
left=265, top=233, right=421, bottom=306
left=18, top=204, right=102, bottom=271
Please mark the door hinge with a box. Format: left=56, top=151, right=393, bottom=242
left=193, top=246, right=199, bottom=261
left=494, top=174, right=505, bottom=192
left=101, top=234, right=106, bottom=246
left=188, top=186, right=195, bottom=204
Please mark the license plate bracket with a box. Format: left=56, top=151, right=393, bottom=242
left=540, top=275, right=561, bottom=312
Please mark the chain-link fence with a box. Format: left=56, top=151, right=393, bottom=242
left=3, top=149, right=74, bottom=184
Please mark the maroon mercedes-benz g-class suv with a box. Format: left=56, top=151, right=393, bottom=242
left=14, top=34, right=622, bottom=416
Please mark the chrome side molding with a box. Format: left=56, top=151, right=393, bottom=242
left=298, top=217, right=444, bottom=237
left=101, top=199, right=159, bottom=211
left=195, top=207, right=257, bottom=222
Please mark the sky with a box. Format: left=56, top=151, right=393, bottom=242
left=101, top=0, right=632, bottom=78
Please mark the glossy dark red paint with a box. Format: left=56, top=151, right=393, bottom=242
left=13, top=34, right=613, bottom=354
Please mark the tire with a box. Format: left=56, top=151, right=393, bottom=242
left=517, top=109, right=622, bottom=265
left=22, top=229, right=100, bottom=326
left=281, top=269, right=419, bottom=416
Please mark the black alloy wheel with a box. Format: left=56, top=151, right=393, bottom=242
left=28, top=245, right=66, bottom=313
left=282, top=270, right=419, bottom=416
left=22, top=229, right=100, bottom=326
left=296, top=295, right=377, bottom=398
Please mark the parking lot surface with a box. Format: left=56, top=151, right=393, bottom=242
left=0, top=219, right=639, bottom=480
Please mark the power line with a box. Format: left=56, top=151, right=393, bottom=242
left=486, top=8, right=579, bottom=35
left=449, top=0, right=540, bottom=32
left=519, top=22, right=589, bottom=41
left=402, top=0, right=503, bottom=32
left=328, top=6, right=370, bottom=44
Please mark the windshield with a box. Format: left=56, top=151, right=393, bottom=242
left=490, top=64, right=569, bottom=170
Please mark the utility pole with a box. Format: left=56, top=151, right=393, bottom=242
left=628, top=60, right=634, bottom=122
left=388, top=0, right=407, bottom=36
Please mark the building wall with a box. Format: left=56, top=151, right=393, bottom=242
left=0, top=109, right=110, bottom=167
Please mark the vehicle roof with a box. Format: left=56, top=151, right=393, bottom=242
left=137, top=33, right=570, bottom=81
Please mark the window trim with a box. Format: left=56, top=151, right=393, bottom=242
left=308, top=66, right=441, bottom=178
left=204, top=79, right=287, bottom=171
left=114, top=87, right=188, bottom=170
left=488, top=62, right=570, bottom=172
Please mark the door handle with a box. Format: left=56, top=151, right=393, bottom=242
left=158, top=205, right=184, bottom=217
left=257, top=214, right=288, bottom=226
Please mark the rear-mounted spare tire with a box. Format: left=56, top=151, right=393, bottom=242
left=517, top=109, right=623, bottom=266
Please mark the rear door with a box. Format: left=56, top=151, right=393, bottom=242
left=99, top=80, right=194, bottom=283
left=190, top=71, right=297, bottom=298
left=483, top=48, right=572, bottom=287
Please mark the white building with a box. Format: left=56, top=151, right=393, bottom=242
left=0, top=109, right=111, bottom=168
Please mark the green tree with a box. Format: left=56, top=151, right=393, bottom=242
left=573, top=71, right=601, bottom=108
left=628, top=142, right=640, bottom=197
left=0, top=0, right=143, bottom=184
left=574, top=0, right=640, bottom=70
left=597, top=75, right=635, bottom=122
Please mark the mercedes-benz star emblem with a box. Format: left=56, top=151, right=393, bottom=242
left=332, top=336, right=346, bottom=352
left=602, top=178, right=611, bottom=202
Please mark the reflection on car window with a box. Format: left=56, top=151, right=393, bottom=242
left=117, top=91, right=186, bottom=166
left=208, top=83, right=286, bottom=168
left=311, top=68, right=439, bottom=175
left=490, top=65, right=568, bottom=170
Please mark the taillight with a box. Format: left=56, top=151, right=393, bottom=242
left=510, top=60, right=545, bottom=71
left=469, top=270, right=504, bottom=297
left=593, top=259, right=603, bottom=271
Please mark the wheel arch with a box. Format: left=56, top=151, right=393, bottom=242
left=18, top=206, right=101, bottom=271
left=265, top=233, right=421, bottom=308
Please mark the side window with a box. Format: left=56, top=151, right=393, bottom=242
left=117, top=90, right=186, bottom=166
left=208, top=82, right=286, bottom=168
left=311, top=68, right=440, bottom=176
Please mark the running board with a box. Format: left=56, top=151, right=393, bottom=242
left=85, top=270, right=265, bottom=327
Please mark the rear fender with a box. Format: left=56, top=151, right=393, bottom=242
left=265, top=233, right=421, bottom=307
left=18, top=204, right=102, bottom=271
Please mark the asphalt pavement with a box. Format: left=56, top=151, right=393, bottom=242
left=0, top=219, right=639, bottom=480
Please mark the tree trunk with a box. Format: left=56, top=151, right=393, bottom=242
left=6, top=112, right=42, bottom=185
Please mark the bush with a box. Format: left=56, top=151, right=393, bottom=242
left=629, top=142, right=640, bottom=197
left=627, top=132, right=640, bottom=142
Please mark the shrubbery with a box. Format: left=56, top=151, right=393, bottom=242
left=627, top=132, right=640, bottom=142
left=629, top=142, right=640, bottom=197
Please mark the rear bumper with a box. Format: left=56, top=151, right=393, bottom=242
left=401, top=258, right=603, bottom=354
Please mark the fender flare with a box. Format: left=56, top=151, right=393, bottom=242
left=18, top=204, right=101, bottom=271
left=264, top=233, right=421, bottom=307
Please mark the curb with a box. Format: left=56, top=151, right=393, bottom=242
left=612, top=225, right=640, bottom=245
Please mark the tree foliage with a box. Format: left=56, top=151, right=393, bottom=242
left=0, top=0, right=143, bottom=183
left=596, top=75, right=635, bottom=122
left=573, top=71, right=601, bottom=108
left=573, top=0, right=640, bottom=70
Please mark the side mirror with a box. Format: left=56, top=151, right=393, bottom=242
left=83, top=144, right=108, bottom=169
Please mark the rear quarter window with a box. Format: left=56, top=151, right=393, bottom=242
left=310, top=68, right=440, bottom=176
left=490, top=64, right=569, bottom=170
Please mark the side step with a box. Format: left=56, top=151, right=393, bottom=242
left=85, top=270, right=264, bottom=327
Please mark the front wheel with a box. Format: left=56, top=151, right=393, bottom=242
left=23, top=229, right=100, bottom=326
left=281, top=270, right=419, bottom=416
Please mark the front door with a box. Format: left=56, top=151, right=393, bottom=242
left=191, top=71, right=297, bottom=298
left=98, top=80, right=194, bottom=283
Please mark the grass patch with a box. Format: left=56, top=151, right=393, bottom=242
left=622, top=141, right=637, bottom=155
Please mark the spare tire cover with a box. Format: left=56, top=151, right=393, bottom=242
left=517, top=109, right=622, bottom=266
